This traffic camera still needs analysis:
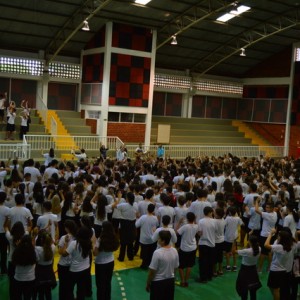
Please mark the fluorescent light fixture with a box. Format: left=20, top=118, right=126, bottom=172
left=171, top=35, right=177, bottom=45
left=217, top=5, right=250, bottom=22
left=135, top=0, right=151, bottom=4
left=82, top=20, right=90, bottom=31
left=240, top=48, right=246, bottom=56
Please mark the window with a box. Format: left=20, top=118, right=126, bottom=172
left=108, top=112, right=146, bottom=123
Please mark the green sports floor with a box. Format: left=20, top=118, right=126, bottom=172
left=0, top=262, right=273, bottom=300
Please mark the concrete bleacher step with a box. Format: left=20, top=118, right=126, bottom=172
left=161, top=136, right=252, bottom=144
left=55, top=110, right=93, bottom=136
left=65, top=126, right=93, bottom=135
left=151, top=128, right=245, bottom=137
left=57, top=118, right=86, bottom=126
left=56, top=111, right=81, bottom=119
left=152, top=116, right=232, bottom=125
left=151, top=122, right=237, bottom=131
left=151, top=116, right=254, bottom=146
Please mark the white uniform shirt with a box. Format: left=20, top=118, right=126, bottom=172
left=135, top=214, right=159, bottom=244
left=67, top=240, right=90, bottom=272
left=198, top=217, right=216, bottom=247
left=260, top=212, right=277, bottom=237
left=149, top=247, right=179, bottom=281
left=177, top=223, right=198, bottom=252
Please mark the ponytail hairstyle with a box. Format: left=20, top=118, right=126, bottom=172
left=126, top=192, right=135, bottom=206
left=278, top=230, right=293, bottom=252
left=62, top=191, right=74, bottom=215
left=39, top=231, right=53, bottom=261
left=10, top=221, right=25, bottom=247
left=96, top=195, right=108, bottom=221
left=76, top=227, right=92, bottom=259
left=286, top=203, right=299, bottom=223
left=249, top=235, right=259, bottom=257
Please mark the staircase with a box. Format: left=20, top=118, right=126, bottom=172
left=56, top=111, right=95, bottom=136
left=232, top=121, right=282, bottom=157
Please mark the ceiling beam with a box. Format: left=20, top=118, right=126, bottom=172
left=190, top=7, right=300, bottom=75
left=156, top=0, right=234, bottom=50
left=46, top=0, right=113, bottom=64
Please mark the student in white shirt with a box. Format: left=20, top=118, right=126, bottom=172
left=245, top=196, right=262, bottom=237
left=36, top=201, right=58, bottom=243
left=235, top=235, right=262, bottom=300
left=113, top=192, right=138, bottom=262
left=24, top=159, right=42, bottom=183
left=5, top=106, right=16, bottom=140
left=177, top=212, right=198, bottom=287
left=61, top=226, right=92, bottom=300
left=152, top=215, right=177, bottom=248
left=135, top=203, right=158, bottom=269
left=157, top=193, right=175, bottom=227
left=255, top=200, right=278, bottom=272
left=11, top=234, right=37, bottom=300
left=265, top=228, right=295, bottom=300
left=57, top=220, right=77, bottom=300
left=146, top=230, right=179, bottom=300
left=9, top=193, right=33, bottom=233
left=188, top=189, right=212, bottom=223
left=224, top=206, right=243, bottom=271
left=93, top=221, right=119, bottom=300
left=0, top=191, right=9, bottom=275
left=19, top=111, right=28, bottom=140
left=41, top=148, right=55, bottom=167
left=214, top=207, right=226, bottom=276
left=198, top=206, right=216, bottom=283
left=283, top=203, right=299, bottom=237
left=34, top=231, right=56, bottom=300
left=72, top=148, right=87, bottom=161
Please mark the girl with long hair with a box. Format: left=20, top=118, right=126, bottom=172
left=32, top=181, right=45, bottom=227
left=57, top=219, right=77, bottom=300
left=265, top=228, right=294, bottom=300
left=283, top=203, right=299, bottom=237
left=4, top=221, right=25, bottom=299
left=93, top=221, right=119, bottom=300
left=93, top=193, right=112, bottom=238
left=61, top=191, right=78, bottom=225
left=34, top=231, right=56, bottom=300
left=113, top=192, right=138, bottom=262
left=236, top=235, right=262, bottom=300
left=61, top=226, right=92, bottom=300
left=12, top=234, right=37, bottom=300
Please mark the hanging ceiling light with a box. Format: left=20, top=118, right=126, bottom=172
left=171, top=35, right=177, bottom=45
left=231, top=1, right=239, bottom=13
left=82, top=19, right=90, bottom=31
left=240, top=48, right=246, bottom=56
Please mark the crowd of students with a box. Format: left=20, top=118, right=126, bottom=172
left=1, top=151, right=300, bottom=299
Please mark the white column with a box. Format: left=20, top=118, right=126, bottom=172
left=99, top=22, right=113, bottom=138
left=284, top=45, right=296, bottom=156
left=181, top=93, right=190, bottom=118
left=144, top=30, right=157, bottom=147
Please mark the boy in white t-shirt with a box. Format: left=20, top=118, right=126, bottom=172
left=224, top=206, right=243, bottom=271
left=255, top=198, right=277, bottom=272
left=198, top=206, right=216, bottom=283
left=177, top=212, right=198, bottom=287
